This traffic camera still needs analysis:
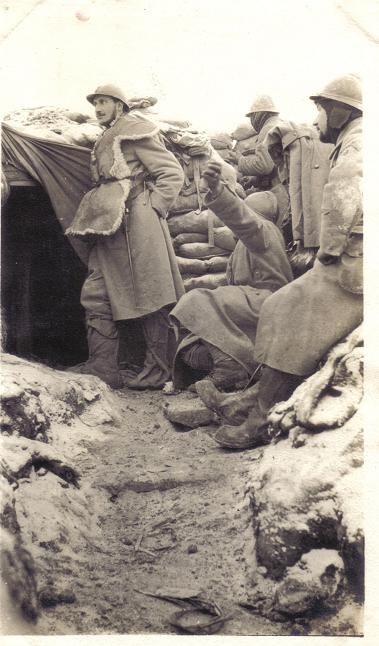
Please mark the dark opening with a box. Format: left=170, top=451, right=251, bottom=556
left=1, top=186, right=88, bottom=366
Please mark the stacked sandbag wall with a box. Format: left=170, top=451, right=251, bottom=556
left=168, top=208, right=237, bottom=292
left=167, top=136, right=248, bottom=293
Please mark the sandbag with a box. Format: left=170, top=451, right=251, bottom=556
left=173, top=232, right=208, bottom=249
left=168, top=210, right=223, bottom=237
left=210, top=133, right=233, bottom=150
left=59, top=123, right=101, bottom=147
left=234, top=134, right=259, bottom=157
left=170, top=192, right=204, bottom=215
left=231, top=123, right=257, bottom=142
left=176, top=257, right=209, bottom=276
left=128, top=96, right=158, bottom=110
left=206, top=255, right=230, bottom=273
left=183, top=272, right=228, bottom=291
left=65, top=111, right=91, bottom=124
left=213, top=227, right=237, bottom=252
left=178, top=242, right=230, bottom=259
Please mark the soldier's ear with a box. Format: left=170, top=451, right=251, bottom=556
left=114, top=100, right=128, bottom=116
left=328, top=106, right=352, bottom=129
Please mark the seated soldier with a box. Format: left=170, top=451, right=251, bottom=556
left=197, top=74, right=363, bottom=450
left=170, top=161, right=293, bottom=392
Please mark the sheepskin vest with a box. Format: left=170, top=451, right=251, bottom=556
left=66, top=114, right=160, bottom=237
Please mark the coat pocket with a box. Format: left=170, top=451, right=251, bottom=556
left=338, top=235, right=363, bottom=294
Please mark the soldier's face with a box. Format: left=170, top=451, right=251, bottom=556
left=314, top=104, right=330, bottom=143
left=93, top=96, right=118, bottom=126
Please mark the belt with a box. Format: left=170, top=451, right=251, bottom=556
left=94, top=177, right=145, bottom=201
left=350, top=227, right=363, bottom=235
left=128, top=182, right=144, bottom=202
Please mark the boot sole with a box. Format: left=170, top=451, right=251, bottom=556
left=213, top=437, right=257, bottom=450
left=213, top=432, right=271, bottom=450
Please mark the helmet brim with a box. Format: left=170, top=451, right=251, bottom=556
left=86, top=93, right=129, bottom=108
left=245, top=109, right=279, bottom=117
left=309, top=92, right=362, bottom=110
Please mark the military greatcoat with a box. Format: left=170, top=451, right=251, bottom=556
left=67, top=112, right=185, bottom=321
left=253, top=117, right=363, bottom=376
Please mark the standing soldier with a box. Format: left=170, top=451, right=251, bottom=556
left=238, top=95, right=282, bottom=191
left=200, top=74, right=363, bottom=449
left=66, top=84, right=184, bottom=389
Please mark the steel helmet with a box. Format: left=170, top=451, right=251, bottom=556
left=245, top=95, right=279, bottom=116
left=309, top=74, right=362, bottom=110
left=244, top=191, right=278, bottom=223
left=86, top=84, right=130, bottom=108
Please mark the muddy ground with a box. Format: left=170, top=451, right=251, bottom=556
left=6, top=381, right=361, bottom=637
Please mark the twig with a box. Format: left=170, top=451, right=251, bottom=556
left=134, top=532, right=144, bottom=552
left=137, top=547, right=156, bottom=558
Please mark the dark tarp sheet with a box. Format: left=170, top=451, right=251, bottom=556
left=1, top=122, right=93, bottom=264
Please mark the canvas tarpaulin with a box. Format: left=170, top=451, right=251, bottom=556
left=1, top=122, right=93, bottom=264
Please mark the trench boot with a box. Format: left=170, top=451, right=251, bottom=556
left=195, top=379, right=260, bottom=425
left=214, top=366, right=302, bottom=449
left=67, top=319, right=123, bottom=389
left=195, top=342, right=249, bottom=392
left=181, top=340, right=213, bottom=372
left=125, top=309, right=172, bottom=390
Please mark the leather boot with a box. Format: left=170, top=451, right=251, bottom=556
left=66, top=319, right=123, bottom=389
left=125, top=309, right=171, bottom=390
left=196, top=342, right=249, bottom=391
left=181, top=340, right=213, bottom=372
left=214, top=366, right=302, bottom=449
left=196, top=379, right=260, bottom=425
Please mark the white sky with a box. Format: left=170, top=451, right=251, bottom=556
left=0, top=0, right=378, bottom=131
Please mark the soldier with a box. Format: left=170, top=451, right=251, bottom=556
left=66, top=84, right=184, bottom=389
left=199, top=74, right=363, bottom=449
left=170, top=179, right=293, bottom=392
left=238, top=95, right=282, bottom=192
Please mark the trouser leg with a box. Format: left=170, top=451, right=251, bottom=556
left=198, top=341, right=250, bottom=390
left=179, top=340, right=249, bottom=391
left=125, top=307, right=173, bottom=390
left=214, top=366, right=302, bottom=450
left=67, top=247, right=123, bottom=389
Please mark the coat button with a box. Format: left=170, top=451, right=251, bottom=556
left=314, top=164, right=320, bottom=168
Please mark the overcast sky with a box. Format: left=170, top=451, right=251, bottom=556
left=0, top=0, right=377, bottom=131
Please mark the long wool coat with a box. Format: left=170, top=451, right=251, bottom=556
left=171, top=186, right=293, bottom=377
left=68, top=113, right=185, bottom=320
left=253, top=118, right=363, bottom=376
left=238, top=115, right=282, bottom=177
left=264, top=122, right=333, bottom=247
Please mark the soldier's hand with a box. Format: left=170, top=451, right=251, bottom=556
left=201, top=161, right=223, bottom=195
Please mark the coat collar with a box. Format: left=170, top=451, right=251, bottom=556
left=329, top=116, right=362, bottom=163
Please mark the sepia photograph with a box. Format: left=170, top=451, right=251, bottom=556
left=0, top=0, right=378, bottom=642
